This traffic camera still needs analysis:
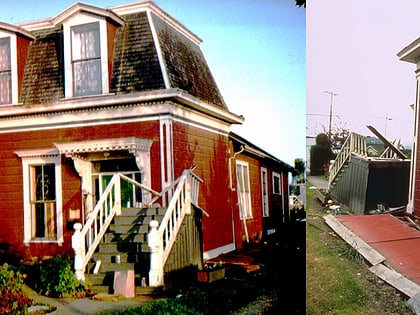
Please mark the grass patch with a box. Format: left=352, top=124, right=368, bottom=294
left=306, top=223, right=369, bottom=314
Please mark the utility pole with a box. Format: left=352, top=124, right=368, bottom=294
left=324, top=90, right=338, bottom=139
left=385, top=113, right=392, bottom=137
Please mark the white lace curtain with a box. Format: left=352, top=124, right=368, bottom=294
left=0, top=38, right=11, bottom=104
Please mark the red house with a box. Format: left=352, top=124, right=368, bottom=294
left=0, top=1, right=293, bottom=290
left=399, top=39, right=420, bottom=218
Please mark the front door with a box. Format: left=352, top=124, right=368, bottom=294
left=92, top=157, right=142, bottom=208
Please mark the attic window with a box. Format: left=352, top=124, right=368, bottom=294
left=0, top=37, right=11, bottom=104
left=71, top=22, right=102, bottom=96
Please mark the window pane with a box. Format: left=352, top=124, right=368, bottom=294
left=43, top=164, right=56, bottom=201
left=73, top=59, right=102, bottom=96
left=236, top=165, right=244, bottom=191
left=273, top=175, right=280, bottom=194
left=0, top=72, right=11, bottom=104
left=0, top=38, right=11, bottom=104
left=72, top=23, right=100, bottom=60
left=34, top=203, right=46, bottom=238
left=0, top=38, right=10, bottom=71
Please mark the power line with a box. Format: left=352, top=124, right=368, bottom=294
left=324, top=90, right=338, bottom=139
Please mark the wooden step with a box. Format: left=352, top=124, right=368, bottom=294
left=121, top=207, right=166, bottom=217
left=108, top=224, right=150, bottom=234
left=103, top=232, right=148, bottom=243
left=113, top=215, right=163, bottom=226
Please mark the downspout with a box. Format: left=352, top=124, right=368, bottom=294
left=228, top=145, right=249, bottom=243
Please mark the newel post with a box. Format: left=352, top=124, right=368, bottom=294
left=72, top=223, right=85, bottom=281
left=148, top=220, right=164, bottom=286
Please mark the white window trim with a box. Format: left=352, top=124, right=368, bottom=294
left=273, top=171, right=282, bottom=195
left=62, top=13, right=109, bottom=98
left=16, top=149, right=63, bottom=246
left=236, top=160, right=252, bottom=219
left=0, top=30, right=18, bottom=106
left=261, top=167, right=269, bottom=217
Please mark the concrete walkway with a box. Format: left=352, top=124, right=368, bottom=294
left=307, top=175, right=328, bottom=190
left=27, top=288, right=158, bottom=315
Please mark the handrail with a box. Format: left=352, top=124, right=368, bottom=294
left=72, top=168, right=203, bottom=283
left=148, top=168, right=203, bottom=286
left=328, top=132, right=367, bottom=189
left=72, top=174, right=121, bottom=281
left=72, top=172, right=163, bottom=281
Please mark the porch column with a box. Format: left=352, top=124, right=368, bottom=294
left=131, top=149, right=152, bottom=204
left=72, top=157, right=93, bottom=220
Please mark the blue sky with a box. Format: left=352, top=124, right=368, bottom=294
left=0, top=0, right=305, bottom=166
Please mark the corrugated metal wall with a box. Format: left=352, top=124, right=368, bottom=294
left=330, top=155, right=410, bottom=214
left=331, top=155, right=369, bottom=214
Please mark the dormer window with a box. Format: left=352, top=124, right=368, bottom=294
left=57, top=3, right=124, bottom=99
left=0, top=37, right=11, bottom=104
left=71, top=22, right=102, bottom=96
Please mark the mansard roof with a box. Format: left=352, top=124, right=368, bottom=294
left=13, top=1, right=228, bottom=110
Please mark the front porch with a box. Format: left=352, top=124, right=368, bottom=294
left=72, top=167, right=204, bottom=293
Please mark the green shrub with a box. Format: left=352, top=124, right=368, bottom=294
left=38, top=255, right=88, bottom=298
left=0, top=263, right=33, bottom=314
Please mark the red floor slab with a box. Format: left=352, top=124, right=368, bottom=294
left=337, top=214, right=420, bottom=243
left=335, top=214, right=420, bottom=285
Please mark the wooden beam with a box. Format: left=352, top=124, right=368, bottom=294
left=366, top=125, right=407, bottom=159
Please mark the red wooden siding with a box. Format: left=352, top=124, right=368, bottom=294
left=106, top=21, right=119, bottom=87
left=172, top=122, right=234, bottom=252
left=0, top=120, right=161, bottom=259
left=16, top=34, right=31, bottom=99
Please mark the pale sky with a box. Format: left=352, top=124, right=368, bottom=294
left=307, top=0, right=420, bottom=147
left=0, top=0, right=305, bottom=166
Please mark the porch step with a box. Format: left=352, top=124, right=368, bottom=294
left=104, top=232, right=148, bottom=244
left=87, top=271, right=152, bottom=293
left=86, top=206, right=160, bottom=294
left=108, top=224, right=150, bottom=234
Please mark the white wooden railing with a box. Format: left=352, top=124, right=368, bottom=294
left=72, top=168, right=202, bottom=284
left=328, top=132, right=367, bottom=190
left=72, top=173, right=161, bottom=281
left=148, top=168, right=203, bottom=286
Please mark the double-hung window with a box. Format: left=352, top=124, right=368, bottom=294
left=236, top=161, right=252, bottom=219
left=273, top=172, right=282, bottom=195
left=261, top=168, right=269, bottom=217
left=71, top=22, right=102, bottom=96
left=0, top=37, right=11, bottom=104
left=31, top=164, right=57, bottom=239
left=16, top=150, right=63, bottom=245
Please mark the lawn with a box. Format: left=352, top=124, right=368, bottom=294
left=306, top=180, right=412, bottom=314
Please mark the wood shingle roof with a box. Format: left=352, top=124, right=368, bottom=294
left=14, top=1, right=227, bottom=111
